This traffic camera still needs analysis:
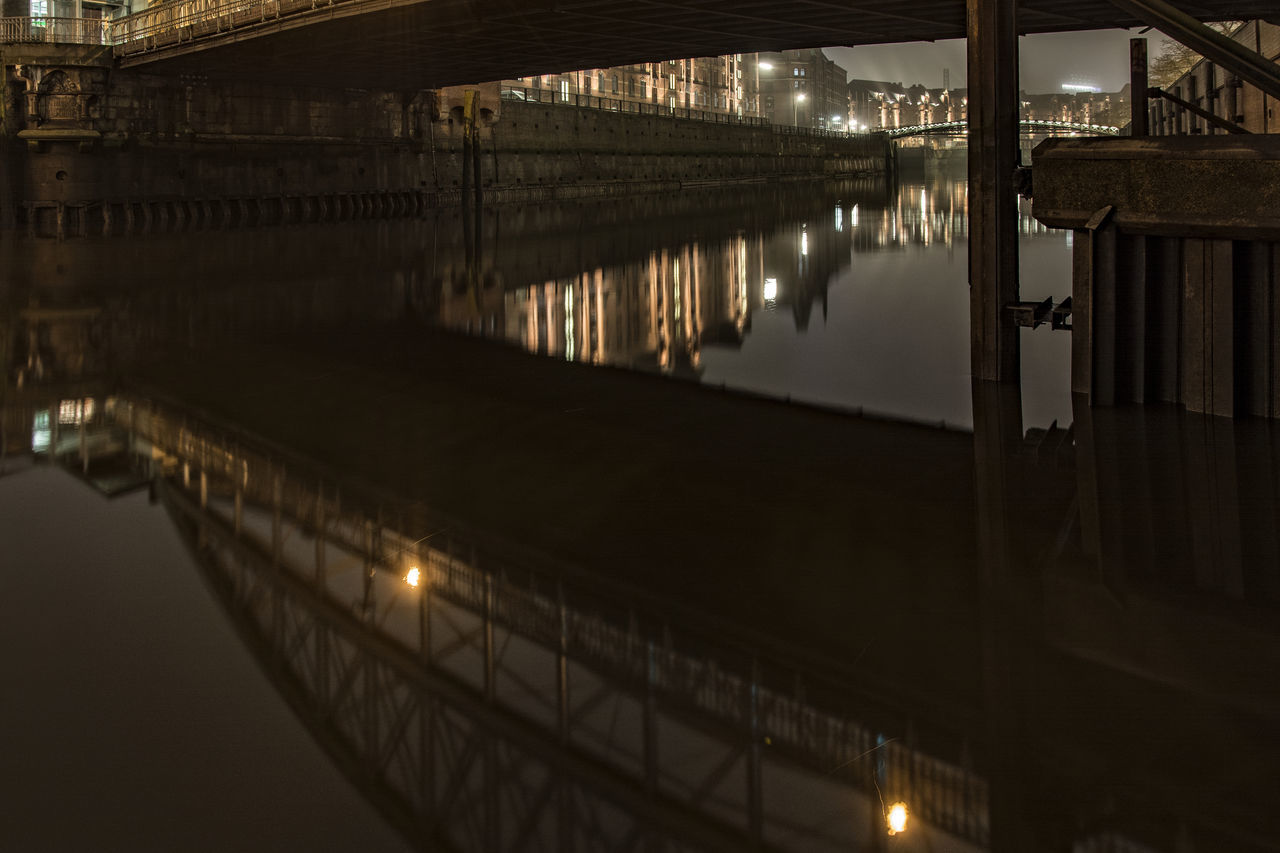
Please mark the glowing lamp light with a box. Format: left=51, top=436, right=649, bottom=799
left=796, top=93, right=807, bottom=102
left=759, top=61, right=774, bottom=70
left=763, top=277, right=778, bottom=300
left=406, top=567, right=422, bottom=588
left=887, top=802, right=909, bottom=835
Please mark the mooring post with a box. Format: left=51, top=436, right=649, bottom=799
left=461, top=90, right=475, bottom=209
left=1131, top=38, right=1149, bottom=137
left=967, top=0, right=1021, bottom=382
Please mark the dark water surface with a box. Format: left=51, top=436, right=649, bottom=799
left=2, top=173, right=1277, bottom=853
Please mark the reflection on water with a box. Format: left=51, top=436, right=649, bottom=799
left=430, top=175, right=1064, bottom=426
left=2, top=175, right=1278, bottom=853
left=1, top=172, right=1065, bottom=428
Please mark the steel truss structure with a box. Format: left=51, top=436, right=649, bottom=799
left=119, top=394, right=989, bottom=851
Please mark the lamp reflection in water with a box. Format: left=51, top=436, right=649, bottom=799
left=887, top=801, right=909, bottom=835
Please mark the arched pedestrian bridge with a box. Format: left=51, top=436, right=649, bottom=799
left=886, top=119, right=1122, bottom=139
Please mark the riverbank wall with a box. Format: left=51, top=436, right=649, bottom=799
left=0, top=46, right=891, bottom=237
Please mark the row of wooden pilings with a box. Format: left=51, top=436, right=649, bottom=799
left=24, top=188, right=456, bottom=238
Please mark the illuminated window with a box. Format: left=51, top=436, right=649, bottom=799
left=32, top=410, right=50, bottom=452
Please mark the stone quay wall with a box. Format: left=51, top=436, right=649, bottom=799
left=0, top=48, right=891, bottom=236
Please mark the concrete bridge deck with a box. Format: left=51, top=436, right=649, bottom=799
left=102, top=0, right=1280, bottom=89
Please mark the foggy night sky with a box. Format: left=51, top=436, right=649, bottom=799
left=826, top=29, right=1173, bottom=93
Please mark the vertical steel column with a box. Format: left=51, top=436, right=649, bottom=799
left=461, top=91, right=474, bottom=211
left=746, top=659, right=763, bottom=845
left=557, top=582, right=569, bottom=745
left=643, top=640, right=658, bottom=795
left=557, top=584, right=573, bottom=849
left=483, top=563, right=495, bottom=704
left=314, top=484, right=326, bottom=584
left=362, top=519, right=375, bottom=620
left=198, top=471, right=209, bottom=547
left=271, top=471, right=283, bottom=565
left=967, top=0, right=1020, bottom=381
left=420, top=544, right=432, bottom=664
left=972, top=380, right=1039, bottom=851
left=1131, top=39, right=1149, bottom=137
left=484, top=735, right=499, bottom=853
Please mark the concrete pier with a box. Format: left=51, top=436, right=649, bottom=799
left=1033, top=135, right=1280, bottom=418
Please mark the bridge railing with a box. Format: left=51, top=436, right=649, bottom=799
left=0, top=15, right=111, bottom=44
left=109, top=0, right=324, bottom=52
left=500, top=85, right=868, bottom=139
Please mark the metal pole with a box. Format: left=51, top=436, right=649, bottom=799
left=967, top=0, right=1021, bottom=382
left=643, top=640, right=658, bottom=796
left=272, top=471, right=283, bottom=565
left=1130, top=38, right=1149, bottom=137
left=747, top=659, right=763, bottom=844
left=483, top=563, right=495, bottom=704
left=557, top=582, right=569, bottom=745
left=314, top=483, right=325, bottom=583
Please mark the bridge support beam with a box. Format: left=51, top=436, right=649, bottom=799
left=967, top=0, right=1021, bottom=382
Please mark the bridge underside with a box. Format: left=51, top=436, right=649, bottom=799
left=118, top=0, right=1280, bottom=90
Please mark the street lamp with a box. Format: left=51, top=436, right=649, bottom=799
left=794, top=92, right=806, bottom=126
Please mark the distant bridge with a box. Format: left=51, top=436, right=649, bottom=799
left=886, top=120, right=1122, bottom=139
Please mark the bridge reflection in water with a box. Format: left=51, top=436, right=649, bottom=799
left=60, top=381, right=1277, bottom=853
left=129, top=397, right=988, bottom=852
left=4, top=174, right=1278, bottom=852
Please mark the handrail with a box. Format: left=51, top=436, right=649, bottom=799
left=886, top=118, right=1121, bottom=138
left=0, top=15, right=110, bottom=44
left=1147, top=85, right=1250, bottom=134
left=499, top=85, right=869, bottom=140
left=109, top=0, right=341, bottom=51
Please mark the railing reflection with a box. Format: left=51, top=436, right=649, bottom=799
left=123, top=394, right=991, bottom=851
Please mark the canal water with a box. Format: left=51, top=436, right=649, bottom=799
left=1, top=170, right=1277, bottom=853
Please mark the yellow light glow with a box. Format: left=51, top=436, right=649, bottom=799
left=887, top=802, right=908, bottom=835
left=406, top=567, right=421, bottom=588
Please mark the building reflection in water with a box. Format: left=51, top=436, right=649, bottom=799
left=430, top=175, right=1057, bottom=386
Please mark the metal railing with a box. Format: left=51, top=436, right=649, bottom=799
left=118, top=392, right=991, bottom=847
left=501, top=85, right=870, bottom=140
left=0, top=15, right=110, bottom=44
left=109, top=0, right=330, bottom=52
left=886, top=118, right=1121, bottom=139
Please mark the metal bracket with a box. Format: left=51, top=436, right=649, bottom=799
left=1106, top=0, right=1280, bottom=102
left=1148, top=85, right=1251, bottom=133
